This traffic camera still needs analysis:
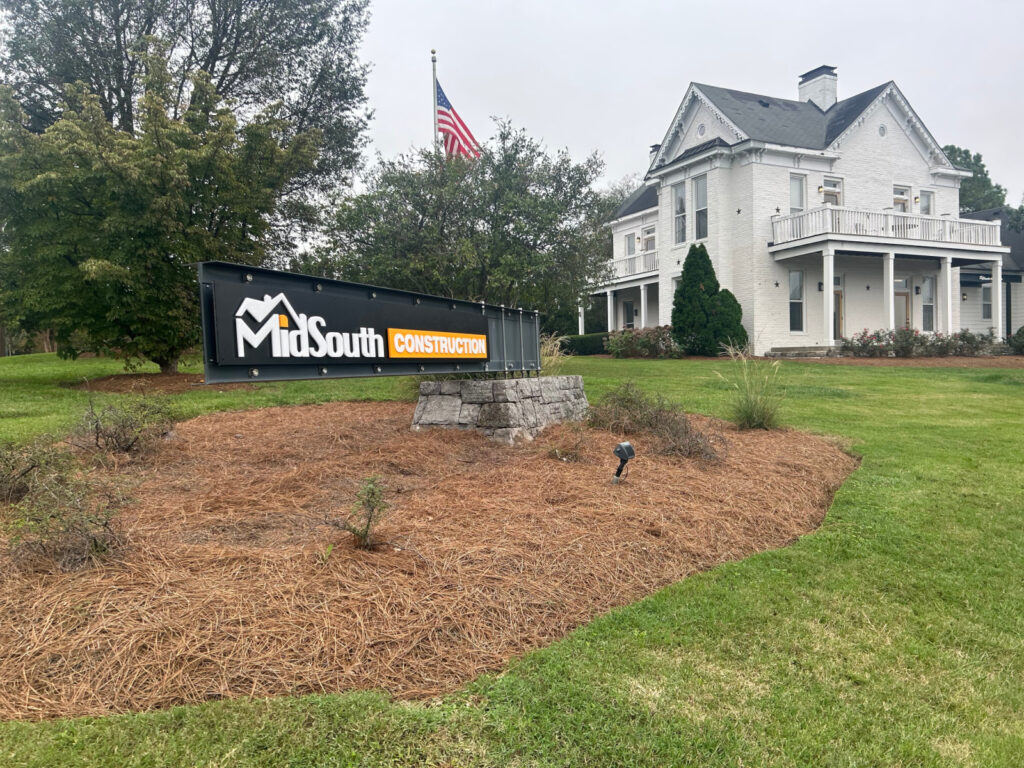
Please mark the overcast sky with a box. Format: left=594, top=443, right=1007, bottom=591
left=361, top=0, right=1024, bottom=203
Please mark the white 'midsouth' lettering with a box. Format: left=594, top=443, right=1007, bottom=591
left=235, top=298, right=383, bottom=360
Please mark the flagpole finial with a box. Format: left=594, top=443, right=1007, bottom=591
left=431, top=48, right=436, bottom=61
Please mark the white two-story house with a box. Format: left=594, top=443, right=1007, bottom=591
left=589, top=66, right=1014, bottom=355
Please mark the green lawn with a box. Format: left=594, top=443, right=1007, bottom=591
left=1, top=354, right=1023, bottom=767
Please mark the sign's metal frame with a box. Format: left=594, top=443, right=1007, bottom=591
left=198, top=261, right=542, bottom=384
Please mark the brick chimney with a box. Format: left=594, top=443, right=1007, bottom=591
left=798, top=66, right=837, bottom=111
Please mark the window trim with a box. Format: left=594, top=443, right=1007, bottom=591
left=893, top=184, right=911, bottom=213
left=672, top=182, right=687, bottom=245
left=789, top=269, right=805, bottom=334
left=790, top=174, right=806, bottom=214
left=823, top=176, right=842, bottom=206
left=694, top=174, right=708, bottom=240
left=921, top=275, right=936, bottom=332
left=641, top=224, right=656, bottom=253
left=919, top=189, right=935, bottom=216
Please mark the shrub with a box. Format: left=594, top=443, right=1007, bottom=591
left=840, top=329, right=893, bottom=357
left=841, top=328, right=996, bottom=357
left=953, top=329, right=994, bottom=356
left=671, top=243, right=747, bottom=355
left=588, top=382, right=718, bottom=459
left=716, top=344, right=784, bottom=429
left=892, top=328, right=924, bottom=358
left=539, top=333, right=569, bottom=376
left=4, top=462, right=122, bottom=572
left=0, top=439, right=70, bottom=504
left=73, top=394, right=174, bottom=453
left=604, top=326, right=682, bottom=359
left=327, top=476, right=392, bottom=550
left=563, top=332, right=607, bottom=356
left=1009, top=326, right=1024, bottom=355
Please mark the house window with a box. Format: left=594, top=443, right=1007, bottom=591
left=694, top=175, right=708, bottom=240
left=789, top=270, right=804, bottom=332
left=920, top=190, right=934, bottom=216
left=823, top=177, right=842, bottom=205
left=641, top=225, right=656, bottom=252
left=922, top=276, right=935, bottom=331
left=625, top=233, right=636, bottom=256
left=790, top=175, right=805, bottom=214
left=893, top=186, right=910, bottom=212
left=982, top=285, right=992, bottom=320
left=673, top=182, right=686, bottom=244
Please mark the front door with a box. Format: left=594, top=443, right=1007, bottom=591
left=623, top=300, right=635, bottom=329
left=833, top=290, right=844, bottom=339
left=894, top=292, right=910, bottom=329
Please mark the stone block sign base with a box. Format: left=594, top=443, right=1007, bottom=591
left=412, top=375, right=588, bottom=443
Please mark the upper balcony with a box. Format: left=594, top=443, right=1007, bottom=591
left=611, top=250, right=659, bottom=279
left=771, top=205, right=1003, bottom=249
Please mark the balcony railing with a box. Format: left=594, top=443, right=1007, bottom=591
left=771, top=205, right=1002, bottom=247
left=611, top=250, right=659, bottom=278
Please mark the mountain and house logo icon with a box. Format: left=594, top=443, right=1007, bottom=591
left=234, top=293, right=385, bottom=359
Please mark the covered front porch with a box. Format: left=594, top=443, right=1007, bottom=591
left=580, top=280, right=660, bottom=334
left=768, top=206, right=1010, bottom=350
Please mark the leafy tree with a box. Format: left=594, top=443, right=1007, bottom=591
left=0, top=52, right=319, bottom=373
left=671, top=244, right=747, bottom=355
left=943, top=145, right=1007, bottom=213
left=312, top=122, right=612, bottom=335
left=0, top=0, right=368, bottom=199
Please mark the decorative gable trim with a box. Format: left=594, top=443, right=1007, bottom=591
left=649, top=85, right=748, bottom=172
left=828, top=83, right=953, bottom=168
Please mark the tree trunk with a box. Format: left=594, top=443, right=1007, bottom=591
left=156, top=357, right=180, bottom=375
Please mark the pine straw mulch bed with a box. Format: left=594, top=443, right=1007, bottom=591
left=0, top=401, right=857, bottom=721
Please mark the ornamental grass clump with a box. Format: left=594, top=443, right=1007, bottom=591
left=540, top=333, right=570, bottom=376
left=716, top=344, right=785, bottom=430
left=588, top=382, right=718, bottom=459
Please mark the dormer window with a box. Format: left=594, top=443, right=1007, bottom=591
left=893, top=186, right=910, bottom=212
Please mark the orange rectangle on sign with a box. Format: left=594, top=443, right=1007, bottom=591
left=387, top=328, right=488, bottom=359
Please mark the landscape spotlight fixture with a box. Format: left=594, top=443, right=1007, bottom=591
left=612, top=441, right=635, bottom=484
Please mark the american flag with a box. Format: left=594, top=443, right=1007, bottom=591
left=436, top=80, right=480, bottom=159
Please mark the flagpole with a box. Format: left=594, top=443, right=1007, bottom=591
left=431, top=49, right=439, bottom=148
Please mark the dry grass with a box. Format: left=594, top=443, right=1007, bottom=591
left=0, top=401, right=856, bottom=721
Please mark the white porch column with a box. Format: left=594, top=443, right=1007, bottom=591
left=823, top=248, right=835, bottom=347
left=993, top=260, right=1004, bottom=339
left=940, top=256, right=953, bottom=333
left=883, top=253, right=895, bottom=330
left=577, top=303, right=585, bottom=335
left=606, top=290, right=615, bottom=332
left=640, top=284, right=648, bottom=329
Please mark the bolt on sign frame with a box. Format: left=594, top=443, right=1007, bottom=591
left=198, top=261, right=542, bottom=384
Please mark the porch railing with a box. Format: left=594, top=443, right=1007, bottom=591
left=612, top=249, right=659, bottom=278
left=771, top=205, right=1002, bottom=247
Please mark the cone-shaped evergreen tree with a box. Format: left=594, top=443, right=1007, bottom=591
left=671, top=244, right=747, bottom=355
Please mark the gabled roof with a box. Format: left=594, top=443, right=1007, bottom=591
left=611, top=184, right=658, bottom=220
left=692, top=82, right=890, bottom=150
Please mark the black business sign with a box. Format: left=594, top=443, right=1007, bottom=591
left=198, top=262, right=541, bottom=383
